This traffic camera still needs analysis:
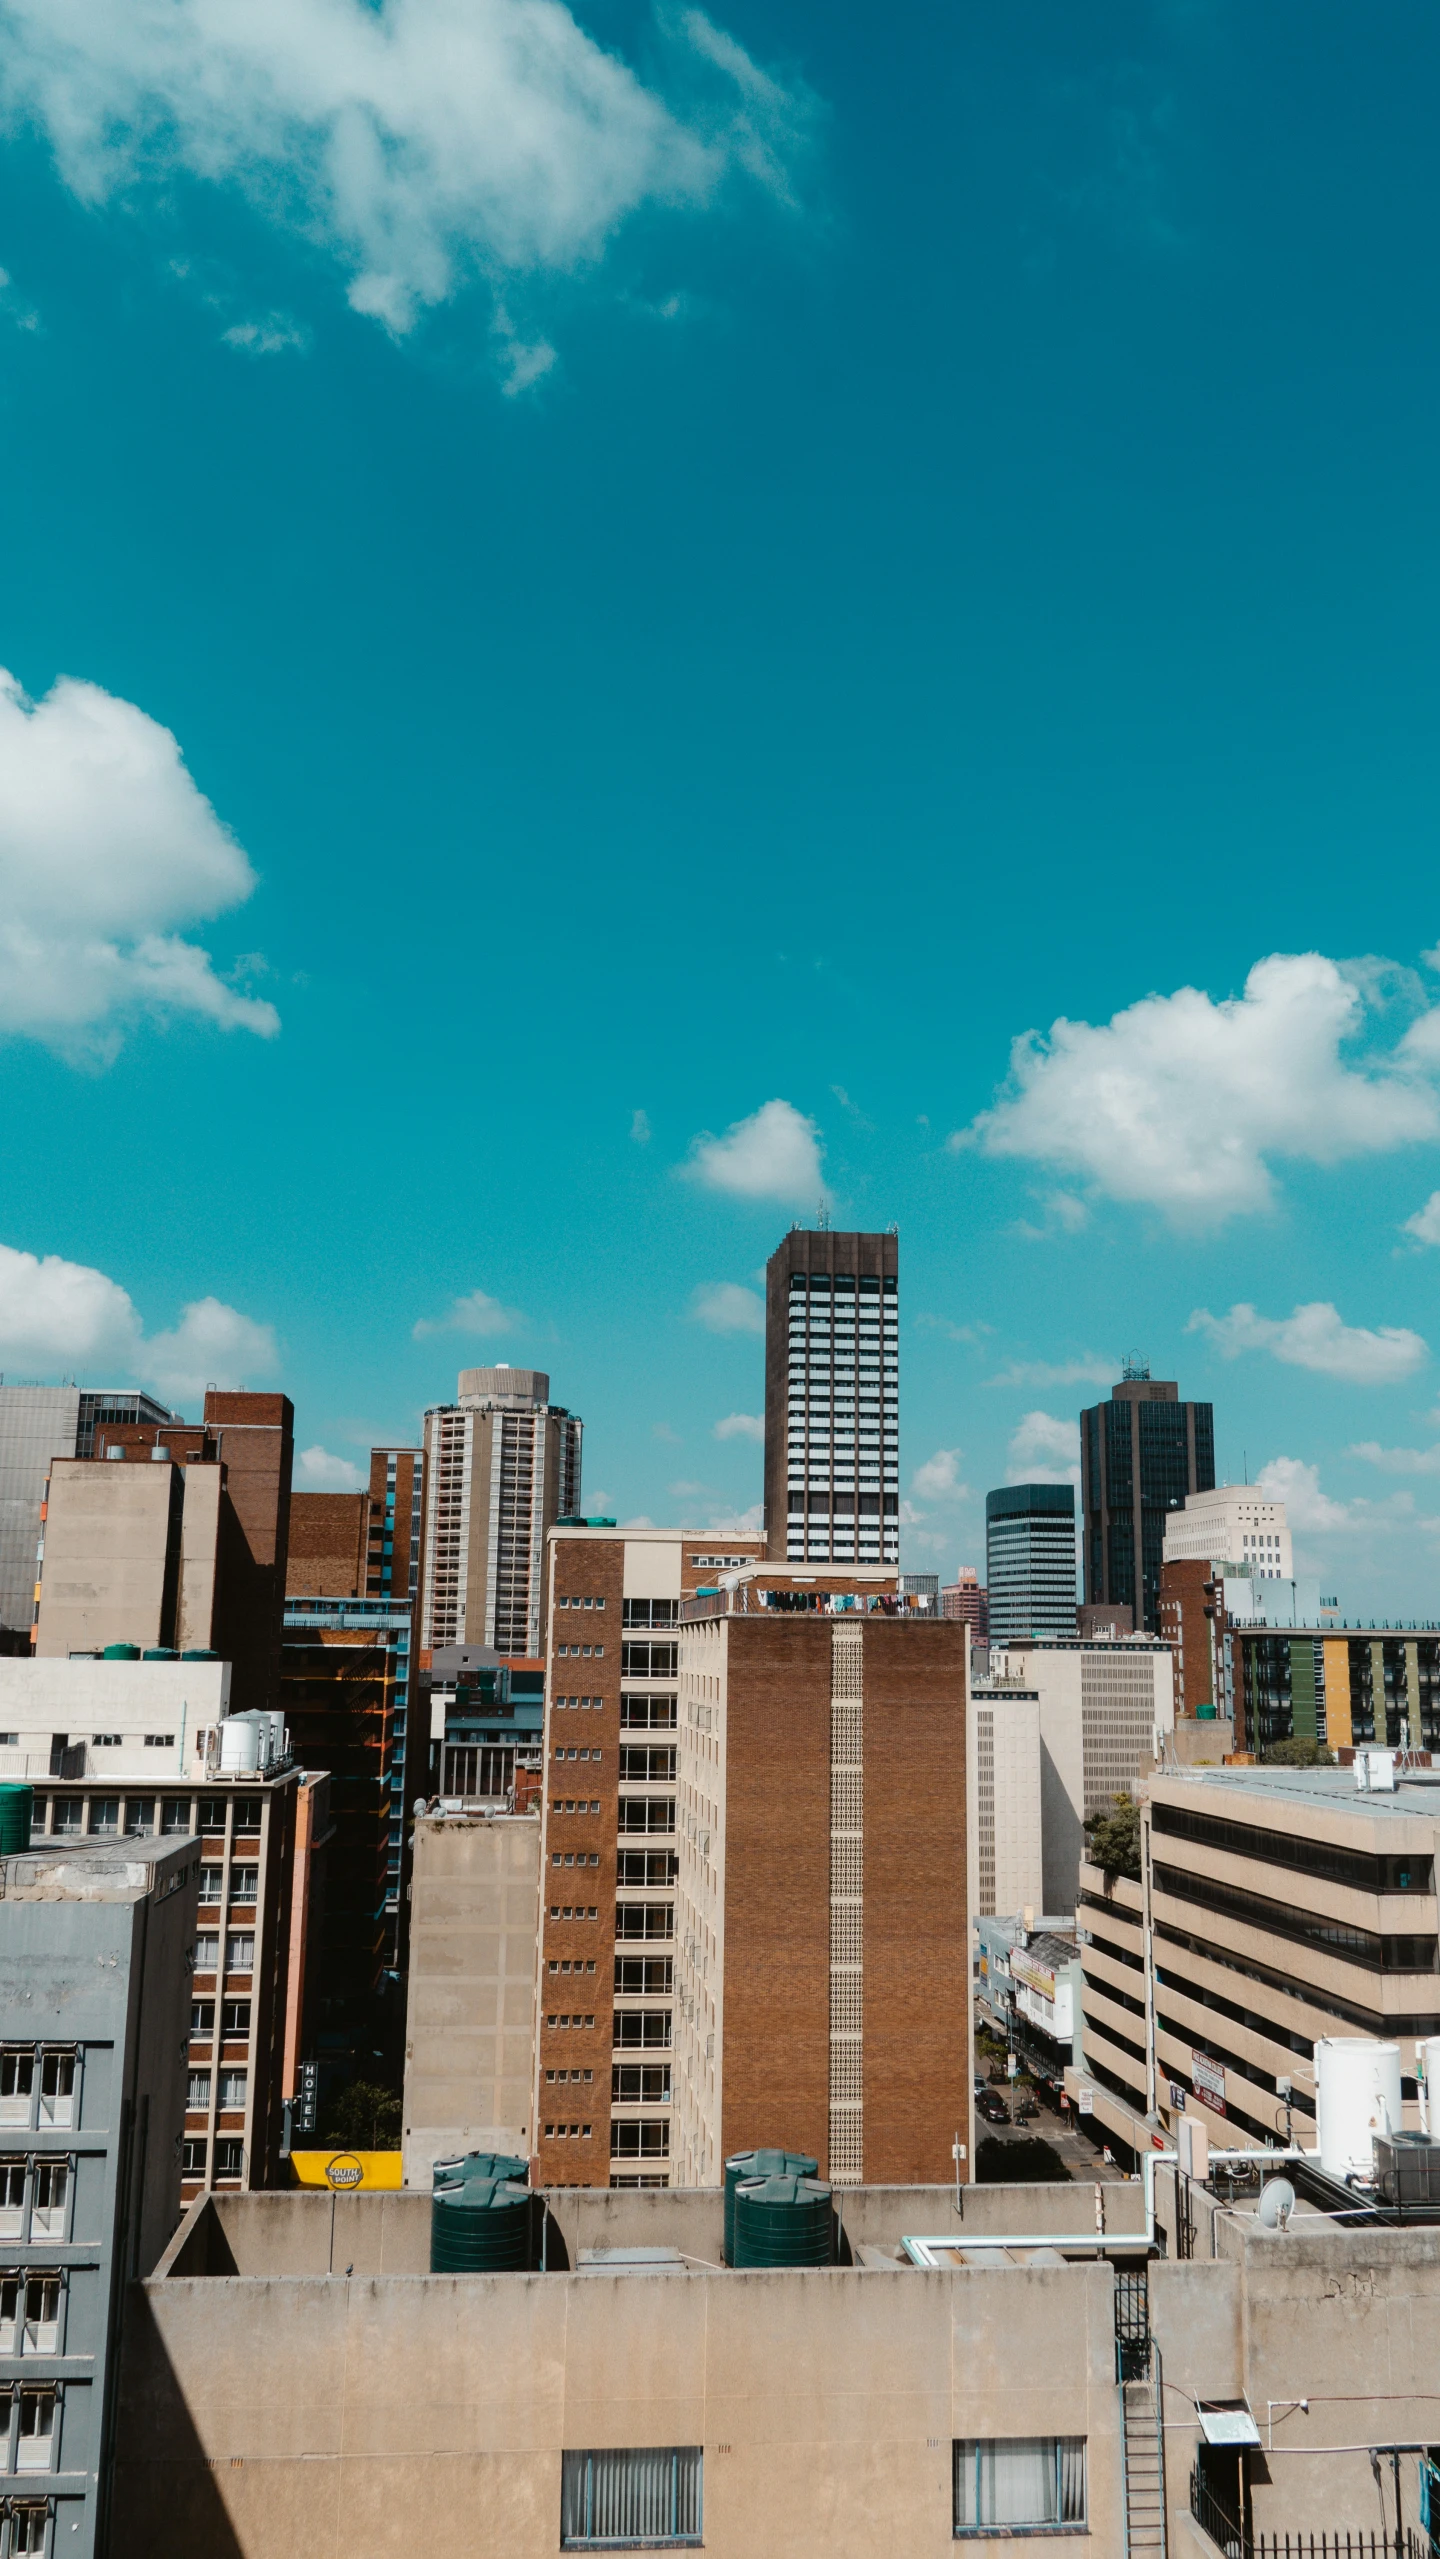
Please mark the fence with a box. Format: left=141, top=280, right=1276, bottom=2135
left=1192, top=2473, right=1428, bottom=2559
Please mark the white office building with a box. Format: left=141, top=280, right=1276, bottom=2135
left=1162, top=1484, right=1292, bottom=1579
left=991, top=1637, right=1175, bottom=1916
left=968, top=1683, right=1043, bottom=1918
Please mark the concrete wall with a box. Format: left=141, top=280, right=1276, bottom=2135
left=37, top=1459, right=185, bottom=1658
left=401, top=1810, right=541, bottom=2185
left=117, top=2184, right=1131, bottom=2559
left=0, top=1657, right=231, bottom=1786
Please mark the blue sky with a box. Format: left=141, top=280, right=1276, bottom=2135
left=2, top=0, right=1440, bottom=1613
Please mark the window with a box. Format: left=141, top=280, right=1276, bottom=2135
left=182, top=2139, right=208, bottom=2178
left=187, top=2072, right=211, bottom=2112
left=143, top=1735, right=175, bottom=1749
left=221, top=2002, right=251, bottom=2039
left=953, top=2439, right=1086, bottom=2535
left=219, top=2072, right=248, bottom=2111
left=88, top=1800, right=119, bottom=1836
left=190, top=2001, right=215, bottom=2040
left=21, top=2280, right=59, bottom=2355
left=225, top=1935, right=255, bottom=1975
left=620, top=1697, right=678, bottom=1731
left=612, top=2065, right=670, bottom=2103
left=37, top=2055, right=73, bottom=2129
left=197, top=1866, right=223, bottom=1906
left=613, top=2013, right=671, bottom=2050
left=200, top=1800, right=228, bottom=1835
left=161, top=1798, right=193, bottom=1834
left=609, top=2122, right=668, bottom=2159
left=615, top=1958, right=672, bottom=1995
left=7, top=2505, right=51, bottom=2555
left=123, top=1799, right=154, bottom=1835
left=49, top=1801, right=81, bottom=1836
left=194, top=1935, right=219, bottom=1973
left=560, top=2447, right=700, bottom=2548
left=30, top=2163, right=67, bottom=2240
left=229, top=1867, right=259, bottom=1903
left=232, top=1799, right=261, bottom=1831
left=91, top=1736, right=122, bottom=1750
left=619, top=1747, right=675, bottom=1782
left=15, top=2389, right=56, bottom=2473
left=214, top=2139, right=243, bottom=2179
left=615, top=1905, right=673, bottom=1942
left=0, top=2056, right=33, bottom=2128
left=0, top=2163, right=23, bottom=2241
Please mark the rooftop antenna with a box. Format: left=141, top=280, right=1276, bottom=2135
left=1121, top=1352, right=1149, bottom=1382
left=816, top=1203, right=830, bottom=1231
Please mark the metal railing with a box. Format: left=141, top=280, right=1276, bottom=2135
left=1189, top=2466, right=1427, bottom=2559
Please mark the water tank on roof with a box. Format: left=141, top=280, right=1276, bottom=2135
left=102, top=1644, right=140, bottom=1662
left=181, top=1650, right=219, bottom=1662
left=732, top=2173, right=834, bottom=2268
left=432, top=2151, right=528, bottom=2192
left=430, top=2176, right=534, bottom=2272
left=1315, top=2036, right=1402, bottom=2180
left=219, top=1717, right=262, bottom=1775
left=0, top=1785, right=33, bottom=1854
left=723, top=2148, right=819, bottom=2265
left=142, top=1648, right=177, bottom=1661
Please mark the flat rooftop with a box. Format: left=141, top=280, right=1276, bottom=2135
left=1, top=1832, right=195, bottom=1901
left=1155, top=1762, right=1440, bottom=1824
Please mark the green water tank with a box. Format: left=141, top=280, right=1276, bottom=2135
left=142, top=1649, right=178, bottom=1661
left=430, top=2176, right=534, bottom=2271
left=102, top=1643, right=141, bottom=1661
left=732, top=2173, right=834, bottom=2269
left=723, top=2148, right=818, bottom=2265
left=432, top=2151, right=528, bottom=2193
left=180, top=1649, right=219, bottom=1661
left=1197, top=1701, right=1217, bottom=1721
left=0, top=1785, right=33, bottom=1854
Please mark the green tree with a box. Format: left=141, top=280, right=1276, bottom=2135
left=320, top=2079, right=402, bottom=2151
left=1085, top=1791, right=1141, bottom=1883
left=1260, top=1737, right=1334, bottom=1768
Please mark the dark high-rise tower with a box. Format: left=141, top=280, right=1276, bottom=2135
left=763, top=1229, right=899, bottom=1564
left=1079, top=1362, right=1215, bottom=1634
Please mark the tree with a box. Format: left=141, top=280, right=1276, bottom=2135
left=1261, top=1737, right=1334, bottom=1768
left=976, top=2135, right=1071, bottom=2185
left=1085, top=1791, right=1141, bottom=1883
left=320, top=2079, right=402, bottom=2151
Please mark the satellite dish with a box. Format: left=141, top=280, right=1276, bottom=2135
left=1257, top=2177, right=1296, bottom=2230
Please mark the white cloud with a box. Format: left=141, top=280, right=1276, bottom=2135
left=0, top=0, right=809, bottom=346
left=1188, top=1300, right=1428, bottom=1387
left=713, top=1412, right=764, bottom=1441
left=1005, top=1410, right=1080, bottom=1486
left=0, top=1244, right=274, bottom=1407
left=140, top=1296, right=278, bottom=1403
left=0, top=1242, right=141, bottom=1371
left=1403, top=1191, right=1440, bottom=1247
left=631, top=1108, right=652, bottom=1146
left=1349, top=1440, right=1440, bottom=1477
left=911, top=1447, right=969, bottom=1501
left=960, top=952, right=1440, bottom=1224
left=1253, top=1456, right=1353, bottom=1534
left=296, top=1443, right=365, bottom=1489
left=682, top=1098, right=828, bottom=1205
left=0, top=668, right=280, bottom=1061
left=702, top=1502, right=763, bottom=1533
left=412, top=1287, right=522, bottom=1341
left=221, top=312, right=309, bottom=356
left=0, top=263, right=39, bottom=330
left=689, top=1281, right=765, bottom=1334
left=987, top=1355, right=1116, bottom=1389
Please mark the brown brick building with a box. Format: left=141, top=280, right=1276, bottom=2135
left=533, top=1530, right=968, bottom=2193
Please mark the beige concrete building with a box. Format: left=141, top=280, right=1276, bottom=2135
left=106, top=2168, right=1440, bottom=2559
left=1071, top=1761, right=1440, bottom=2164
left=967, top=1679, right=1042, bottom=1918
left=994, top=1636, right=1174, bottom=1916
left=419, top=1369, right=582, bottom=1658
left=400, top=1807, right=542, bottom=2185
left=36, top=1454, right=227, bottom=1660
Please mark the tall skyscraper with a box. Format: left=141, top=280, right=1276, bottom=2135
left=0, top=1385, right=176, bottom=1638
left=1079, top=1363, right=1216, bottom=1635
left=985, top=1484, right=1077, bottom=1644
left=419, top=1368, right=582, bottom=1658
left=763, top=1228, right=899, bottom=1565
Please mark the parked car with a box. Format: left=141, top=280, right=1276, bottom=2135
left=977, top=2088, right=1010, bottom=2125
left=1015, top=2096, right=1040, bottom=2122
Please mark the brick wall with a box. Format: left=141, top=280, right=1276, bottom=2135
left=861, top=1618, right=969, bottom=2184
left=535, top=1535, right=623, bottom=2185
left=719, top=1616, right=833, bottom=2174
left=286, top=1493, right=368, bottom=1597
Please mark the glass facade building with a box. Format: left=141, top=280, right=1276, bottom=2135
left=984, top=1484, right=1077, bottom=1644
left=1080, top=1369, right=1215, bottom=1635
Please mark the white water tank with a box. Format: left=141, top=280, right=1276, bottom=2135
left=1315, top=2036, right=1402, bottom=2179
left=1418, top=2037, right=1440, bottom=2134
left=1354, top=1749, right=1397, bottom=1793
left=219, top=1716, right=261, bottom=1775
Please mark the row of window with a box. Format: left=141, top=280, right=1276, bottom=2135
left=1151, top=1800, right=1434, bottom=1897
left=186, top=2071, right=247, bottom=2112
left=1152, top=1861, right=1439, bottom=1975
left=189, top=2001, right=251, bottom=2040
left=181, top=2140, right=243, bottom=2180
left=192, top=1936, right=254, bottom=1975
left=199, top=1866, right=259, bottom=1903
left=0, top=2166, right=67, bottom=2246
left=30, top=1795, right=262, bottom=1840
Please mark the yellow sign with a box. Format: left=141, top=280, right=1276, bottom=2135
left=288, top=2149, right=402, bottom=2190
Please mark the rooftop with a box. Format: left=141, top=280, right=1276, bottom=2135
left=0, top=1831, right=195, bottom=1903
left=1153, top=1761, right=1440, bottom=1825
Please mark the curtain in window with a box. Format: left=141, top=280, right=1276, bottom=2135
left=561, top=2446, right=702, bottom=2546
left=954, top=2438, right=1086, bottom=2530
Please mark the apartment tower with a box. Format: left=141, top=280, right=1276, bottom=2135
left=0, top=1386, right=176, bottom=1639
left=1079, top=1362, right=1215, bottom=1635
left=763, top=1229, right=899, bottom=1565
left=420, top=1370, right=582, bottom=1659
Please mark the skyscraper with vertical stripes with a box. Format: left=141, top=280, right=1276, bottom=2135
left=763, top=1229, right=899, bottom=1565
